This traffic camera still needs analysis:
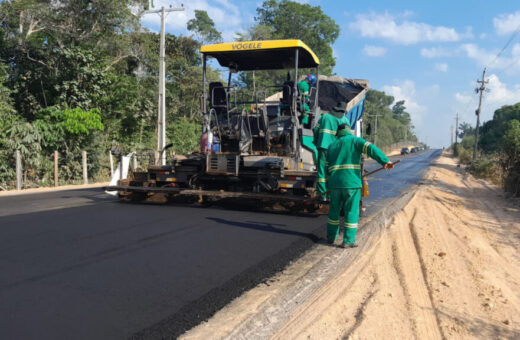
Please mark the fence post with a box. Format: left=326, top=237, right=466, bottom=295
left=119, top=154, right=123, bottom=183
left=54, top=151, right=59, bottom=187
left=132, top=151, right=137, bottom=171
left=82, top=150, right=88, bottom=185
left=109, top=151, right=114, bottom=176
left=16, top=150, right=22, bottom=190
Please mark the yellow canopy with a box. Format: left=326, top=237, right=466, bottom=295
left=200, top=39, right=320, bottom=71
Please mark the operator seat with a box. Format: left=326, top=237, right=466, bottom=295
left=280, top=81, right=294, bottom=113
left=209, top=82, right=227, bottom=112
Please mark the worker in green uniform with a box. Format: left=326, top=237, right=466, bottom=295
left=297, top=74, right=316, bottom=116
left=326, top=123, right=394, bottom=247
left=313, top=102, right=350, bottom=201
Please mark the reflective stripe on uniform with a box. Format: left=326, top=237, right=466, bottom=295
left=319, top=129, right=336, bottom=135
left=363, top=142, right=371, bottom=154
left=345, top=223, right=358, bottom=229
left=317, top=178, right=327, bottom=183
left=328, top=164, right=361, bottom=173
left=327, top=219, right=339, bottom=225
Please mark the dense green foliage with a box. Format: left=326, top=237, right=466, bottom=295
left=479, top=103, right=520, bottom=152
left=454, top=103, right=520, bottom=196
left=501, top=119, right=520, bottom=195
left=187, top=10, right=222, bottom=44
left=256, top=0, right=339, bottom=74
left=0, top=0, right=208, bottom=188
left=0, top=0, right=418, bottom=189
left=363, top=90, right=417, bottom=147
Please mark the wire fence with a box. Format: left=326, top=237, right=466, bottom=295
left=0, top=150, right=114, bottom=191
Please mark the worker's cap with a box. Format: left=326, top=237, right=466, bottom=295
left=332, top=101, right=348, bottom=114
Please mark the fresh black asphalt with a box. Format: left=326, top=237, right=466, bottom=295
left=0, top=149, right=441, bottom=339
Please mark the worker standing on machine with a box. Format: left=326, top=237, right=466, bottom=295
left=326, top=123, right=394, bottom=247
left=313, top=102, right=350, bottom=201
left=297, top=74, right=316, bottom=117
left=298, top=74, right=317, bottom=127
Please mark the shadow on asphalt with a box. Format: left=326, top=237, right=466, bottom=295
left=207, top=217, right=321, bottom=242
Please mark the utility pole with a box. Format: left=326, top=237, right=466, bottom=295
left=368, top=114, right=382, bottom=146
left=473, top=68, right=488, bottom=161
left=450, top=125, right=454, bottom=146
left=144, top=4, right=184, bottom=165
left=455, top=112, right=459, bottom=144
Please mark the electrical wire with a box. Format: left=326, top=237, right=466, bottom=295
left=486, top=22, right=520, bottom=69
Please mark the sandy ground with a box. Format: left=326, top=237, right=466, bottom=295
left=183, top=153, right=519, bottom=339
left=272, top=153, right=520, bottom=340
left=0, top=182, right=109, bottom=196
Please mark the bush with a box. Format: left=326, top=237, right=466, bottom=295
left=468, top=157, right=502, bottom=184
left=453, top=136, right=475, bottom=164
left=168, top=117, right=201, bottom=155
left=502, top=120, right=520, bottom=196
left=458, top=148, right=472, bottom=164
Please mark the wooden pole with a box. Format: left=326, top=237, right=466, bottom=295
left=132, top=151, right=137, bottom=171
left=82, top=150, right=88, bottom=185
left=119, top=154, right=124, bottom=183
left=54, top=150, right=58, bottom=187
left=16, top=150, right=22, bottom=190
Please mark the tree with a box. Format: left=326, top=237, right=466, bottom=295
left=0, top=63, right=18, bottom=187
left=479, top=103, right=520, bottom=152
left=0, top=0, right=220, bottom=187
left=392, top=100, right=406, bottom=115
left=501, top=119, right=520, bottom=196
left=255, top=0, right=340, bottom=74
left=362, top=90, right=417, bottom=147
left=458, top=122, right=475, bottom=139
left=236, top=24, right=274, bottom=41
left=187, top=10, right=222, bottom=44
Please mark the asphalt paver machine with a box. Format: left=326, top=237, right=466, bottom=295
left=108, top=40, right=369, bottom=212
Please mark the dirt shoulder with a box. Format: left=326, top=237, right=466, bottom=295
left=182, top=153, right=519, bottom=339
left=273, top=153, right=520, bottom=340
left=0, top=182, right=109, bottom=197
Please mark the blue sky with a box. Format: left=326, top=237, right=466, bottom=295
left=142, top=0, right=520, bottom=147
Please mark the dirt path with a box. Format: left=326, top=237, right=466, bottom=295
left=272, top=153, right=520, bottom=340
left=182, top=153, right=519, bottom=339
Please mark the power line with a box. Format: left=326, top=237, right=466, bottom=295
left=494, top=57, right=520, bottom=78
left=486, top=22, right=520, bottom=69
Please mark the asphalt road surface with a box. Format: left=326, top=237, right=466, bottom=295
left=0, top=149, right=441, bottom=339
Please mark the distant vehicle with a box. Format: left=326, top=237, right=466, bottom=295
left=411, top=147, right=418, bottom=153
left=401, top=147, right=410, bottom=155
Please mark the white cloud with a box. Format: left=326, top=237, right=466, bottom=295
left=382, top=80, right=425, bottom=127
left=141, top=0, right=242, bottom=37
left=420, top=47, right=453, bottom=58
left=435, top=62, right=448, bottom=72
left=332, top=47, right=339, bottom=60
left=455, top=92, right=472, bottom=104
left=454, top=75, right=520, bottom=123
left=362, top=45, right=387, bottom=57
left=349, top=12, right=472, bottom=45
left=479, top=33, right=487, bottom=39
left=461, top=43, right=520, bottom=73
left=485, top=74, right=520, bottom=105
left=493, top=11, right=520, bottom=35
